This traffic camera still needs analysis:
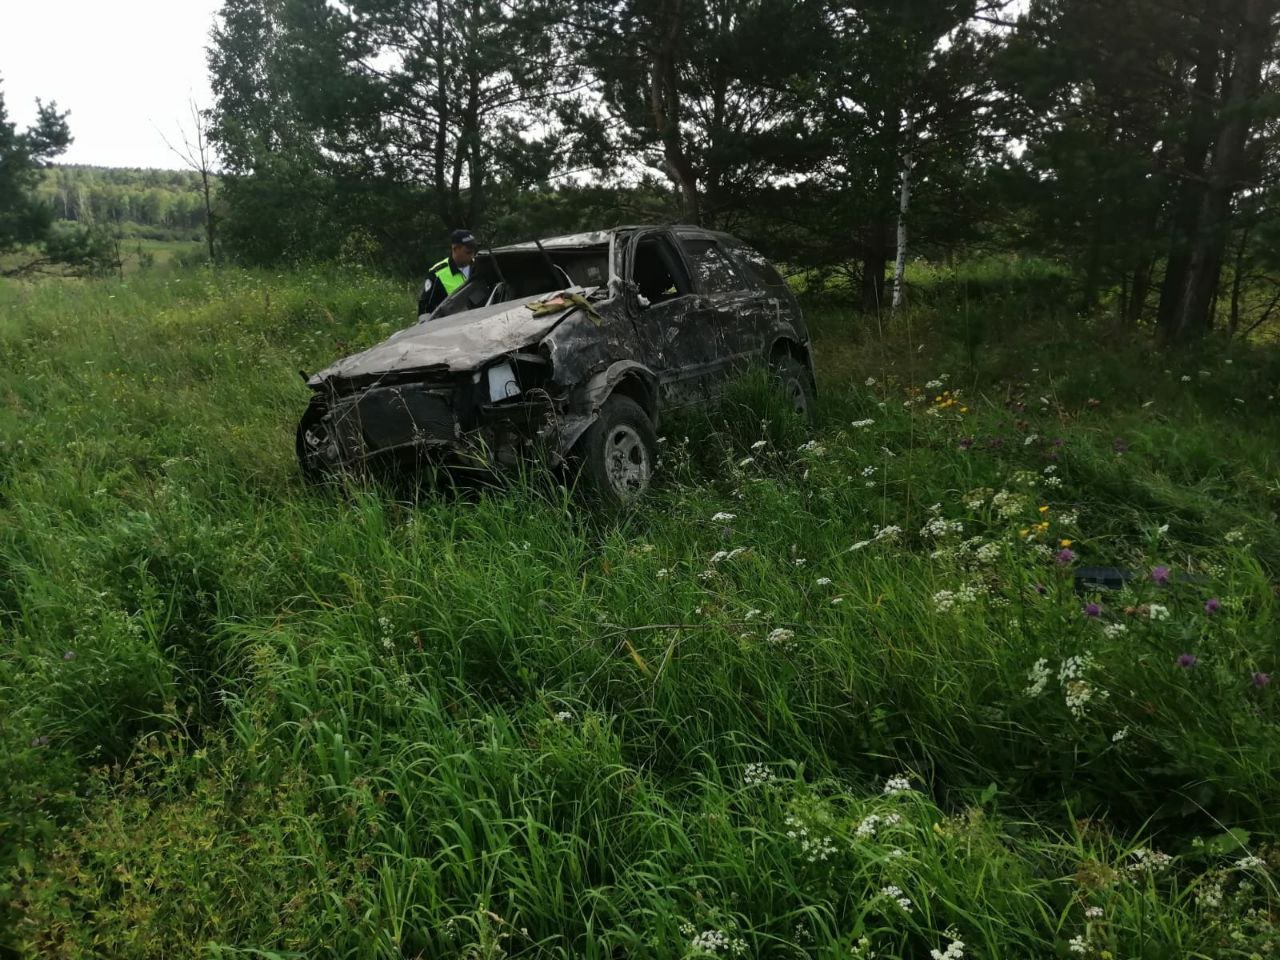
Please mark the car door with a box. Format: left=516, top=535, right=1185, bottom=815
left=677, top=233, right=762, bottom=388
left=625, top=229, right=721, bottom=408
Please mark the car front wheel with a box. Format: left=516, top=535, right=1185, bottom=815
left=575, top=394, right=658, bottom=507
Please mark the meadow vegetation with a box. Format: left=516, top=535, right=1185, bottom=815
left=2, top=262, right=1278, bottom=958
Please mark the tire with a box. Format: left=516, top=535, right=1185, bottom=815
left=773, top=353, right=816, bottom=423
left=574, top=394, right=658, bottom=507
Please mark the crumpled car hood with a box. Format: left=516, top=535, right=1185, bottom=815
left=310, top=289, right=591, bottom=383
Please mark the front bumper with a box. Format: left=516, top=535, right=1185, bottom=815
left=300, top=378, right=564, bottom=475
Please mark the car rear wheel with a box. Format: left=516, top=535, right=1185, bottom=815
left=575, top=394, right=658, bottom=507
left=773, top=354, right=816, bottom=422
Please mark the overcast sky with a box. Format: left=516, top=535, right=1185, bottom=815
left=1, top=0, right=223, bottom=169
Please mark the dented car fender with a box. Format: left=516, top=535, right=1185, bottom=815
left=552, top=360, right=660, bottom=453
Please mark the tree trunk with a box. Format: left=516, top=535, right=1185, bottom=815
left=1165, top=0, right=1274, bottom=342
left=649, top=0, right=701, bottom=224
left=1229, top=221, right=1252, bottom=335
left=861, top=220, right=888, bottom=313
left=1156, top=37, right=1220, bottom=331
left=1127, top=253, right=1153, bottom=323
left=891, top=110, right=915, bottom=313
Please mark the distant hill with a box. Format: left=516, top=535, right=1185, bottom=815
left=37, top=164, right=218, bottom=243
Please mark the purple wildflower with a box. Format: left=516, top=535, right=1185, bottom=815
left=1113, top=437, right=1128, bottom=453
left=1151, top=566, right=1171, bottom=585
left=1055, top=547, right=1076, bottom=565
left=1052, top=438, right=1067, bottom=448
left=1177, top=653, right=1198, bottom=669
left=63, top=650, right=76, bottom=661
left=1034, top=583, right=1048, bottom=595
left=30, top=735, right=49, bottom=747
left=1252, top=672, right=1271, bottom=688
left=1084, top=602, right=1102, bottom=618
left=959, top=437, right=974, bottom=450
left=720, top=526, right=735, bottom=541
left=1204, top=598, right=1221, bottom=614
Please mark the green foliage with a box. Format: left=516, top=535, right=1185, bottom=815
left=2, top=261, right=1279, bottom=956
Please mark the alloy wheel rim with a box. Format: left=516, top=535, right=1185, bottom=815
left=604, top=424, right=651, bottom=498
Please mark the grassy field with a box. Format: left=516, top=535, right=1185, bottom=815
left=1, top=264, right=1278, bottom=958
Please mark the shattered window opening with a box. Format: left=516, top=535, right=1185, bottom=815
left=631, top=235, right=692, bottom=305
left=681, top=238, right=748, bottom=295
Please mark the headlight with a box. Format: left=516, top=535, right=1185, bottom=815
left=486, top=361, right=521, bottom=402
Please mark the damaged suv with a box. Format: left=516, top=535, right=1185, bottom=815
left=297, top=225, right=815, bottom=505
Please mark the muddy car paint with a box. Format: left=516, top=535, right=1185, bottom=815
left=297, top=225, right=813, bottom=484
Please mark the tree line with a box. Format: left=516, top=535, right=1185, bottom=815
left=37, top=166, right=215, bottom=240
left=205, top=0, right=1279, bottom=341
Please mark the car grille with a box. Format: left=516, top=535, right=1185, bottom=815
left=328, top=383, right=458, bottom=457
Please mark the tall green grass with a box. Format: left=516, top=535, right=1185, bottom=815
left=2, top=264, right=1278, bottom=958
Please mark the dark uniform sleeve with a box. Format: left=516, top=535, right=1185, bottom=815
left=418, top=276, right=440, bottom=321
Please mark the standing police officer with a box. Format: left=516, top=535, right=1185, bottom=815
left=418, top=229, right=478, bottom=321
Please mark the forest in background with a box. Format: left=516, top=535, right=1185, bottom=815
left=202, top=0, right=1280, bottom=341
left=35, top=166, right=216, bottom=243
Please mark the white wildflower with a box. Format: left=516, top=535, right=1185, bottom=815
left=1234, top=855, right=1266, bottom=871
left=816, top=577, right=833, bottom=587
left=656, top=568, right=671, bottom=579
left=1197, top=880, right=1224, bottom=910
left=831, top=596, right=845, bottom=605
left=766, top=627, right=796, bottom=648
left=1125, top=848, right=1173, bottom=874
left=1064, top=679, right=1101, bottom=717
left=1068, top=934, right=1089, bottom=955
left=1224, top=528, right=1246, bottom=544
left=797, top=440, right=826, bottom=455
left=1024, top=434, right=1039, bottom=446
left=689, top=928, right=746, bottom=955
left=743, top=762, right=775, bottom=786
left=862, top=465, right=877, bottom=477
left=882, top=775, right=913, bottom=795
left=865, top=377, right=877, bottom=386
left=793, top=557, right=806, bottom=566
left=920, top=517, right=964, bottom=538
left=1181, top=374, right=1192, bottom=382
left=554, top=710, right=573, bottom=722
left=879, top=884, right=913, bottom=912
left=1112, top=726, right=1129, bottom=743
left=1148, top=603, right=1170, bottom=621
left=745, top=608, right=762, bottom=620
left=975, top=541, right=1002, bottom=565
left=1084, top=906, right=1103, bottom=919
left=711, top=512, right=737, bottom=522
left=1102, top=623, right=1127, bottom=639
left=873, top=525, right=903, bottom=543
left=750, top=439, right=768, bottom=450
left=710, top=550, right=730, bottom=564
left=738, top=456, right=754, bottom=467
left=930, top=939, right=965, bottom=960
left=851, top=418, right=876, bottom=428
left=855, top=812, right=902, bottom=838
left=991, top=490, right=1026, bottom=520
left=850, top=540, right=871, bottom=551
left=1025, top=658, right=1051, bottom=697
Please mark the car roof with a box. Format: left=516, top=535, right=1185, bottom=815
left=486, top=225, right=741, bottom=254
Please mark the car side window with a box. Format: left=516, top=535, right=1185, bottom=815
left=724, top=240, right=787, bottom=289
left=681, top=238, right=747, bottom=294
left=631, top=235, right=693, bottom=305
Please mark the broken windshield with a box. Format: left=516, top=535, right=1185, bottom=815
left=430, top=244, right=611, bottom=320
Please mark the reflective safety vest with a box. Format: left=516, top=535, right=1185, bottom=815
left=430, top=258, right=468, bottom=297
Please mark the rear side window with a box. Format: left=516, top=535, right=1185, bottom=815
left=681, top=238, right=747, bottom=294
left=724, top=240, right=787, bottom=289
